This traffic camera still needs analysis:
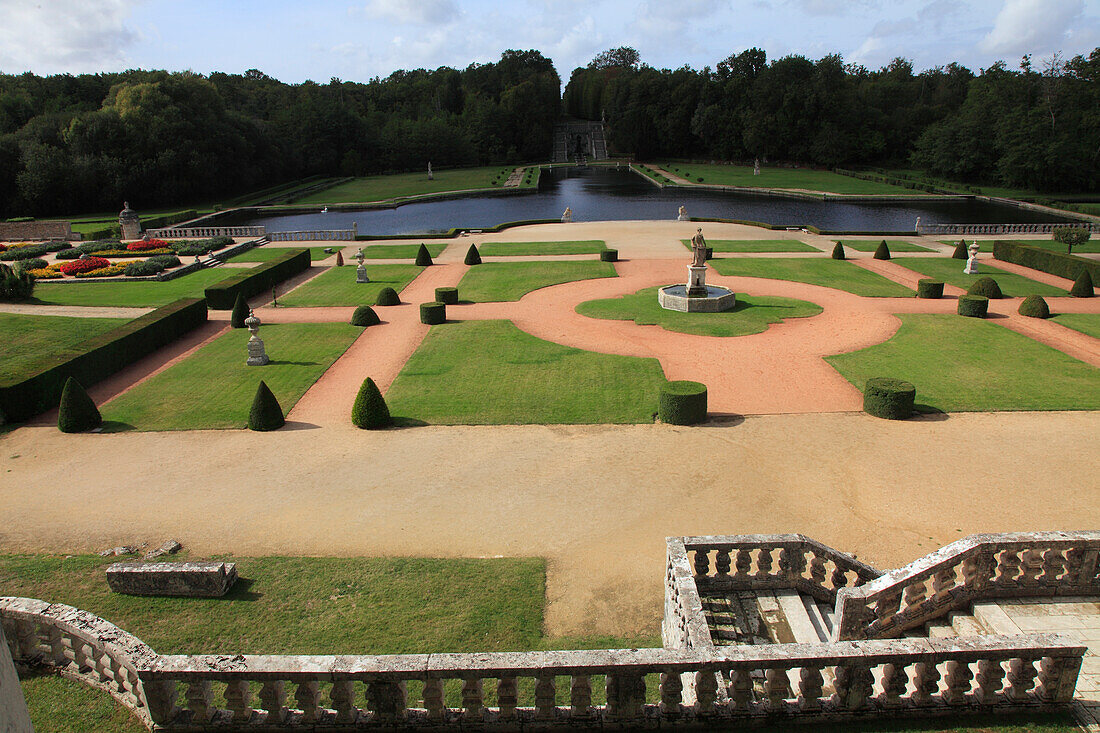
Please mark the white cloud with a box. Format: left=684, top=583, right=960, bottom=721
left=979, top=0, right=1084, bottom=55
left=0, top=0, right=140, bottom=73
left=361, top=0, right=460, bottom=25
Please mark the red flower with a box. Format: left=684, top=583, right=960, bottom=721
left=59, top=256, right=111, bottom=274
left=126, top=239, right=168, bottom=251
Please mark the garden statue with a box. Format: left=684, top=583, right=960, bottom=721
left=686, top=228, right=709, bottom=297
left=245, top=310, right=269, bottom=366
left=691, top=228, right=708, bottom=267
left=427, top=161, right=433, bottom=180
left=753, top=158, right=761, bottom=176
left=677, top=205, right=687, bottom=221
left=356, top=247, right=369, bottom=283
left=561, top=207, right=573, bottom=223
left=915, top=216, right=921, bottom=231
left=119, top=201, right=142, bottom=240
left=964, top=242, right=980, bottom=274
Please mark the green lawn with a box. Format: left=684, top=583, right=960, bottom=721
left=31, top=269, right=236, bottom=307
left=893, top=257, right=1066, bottom=296
left=709, top=258, right=914, bottom=297
left=227, top=245, right=345, bottom=262
left=356, top=242, right=448, bottom=259
left=576, top=287, right=821, bottom=337
left=680, top=239, right=818, bottom=253
left=990, top=238, right=1100, bottom=254
left=458, top=261, right=616, bottom=302
left=0, top=313, right=127, bottom=382
left=479, top=240, right=607, bottom=256
left=386, top=320, right=668, bottom=424
left=100, top=323, right=359, bottom=430
left=657, top=162, right=919, bottom=195
left=292, top=166, right=516, bottom=204
left=21, top=673, right=147, bottom=733
left=837, top=239, right=935, bottom=253
left=277, top=264, right=423, bottom=306
left=1052, top=313, right=1100, bottom=339
left=826, top=314, right=1100, bottom=412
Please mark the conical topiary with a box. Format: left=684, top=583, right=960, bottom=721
left=231, top=293, right=249, bottom=328
left=464, top=243, right=482, bottom=265
left=873, top=240, right=891, bottom=260
left=831, top=242, right=845, bottom=260
left=336, top=251, right=344, bottom=266
left=350, top=305, right=380, bottom=326
left=375, top=287, right=400, bottom=306
left=414, top=243, right=433, bottom=266
left=1070, top=270, right=1095, bottom=297
left=952, top=240, right=968, bottom=259
left=352, top=377, right=392, bottom=429
left=57, top=377, right=101, bottom=433
left=1018, top=295, right=1050, bottom=318
left=247, top=380, right=284, bottom=431
left=967, top=276, right=1003, bottom=299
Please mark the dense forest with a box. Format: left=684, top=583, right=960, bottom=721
left=564, top=47, right=1100, bottom=193
left=0, top=50, right=560, bottom=216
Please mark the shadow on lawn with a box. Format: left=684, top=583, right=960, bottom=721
left=266, top=359, right=320, bottom=366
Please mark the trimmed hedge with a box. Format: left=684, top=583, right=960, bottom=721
left=957, top=294, right=989, bottom=318
left=0, top=240, right=71, bottom=261
left=873, top=240, right=891, bottom=260
left=350, top=305, right=380, bottom=326
left=952, top=240, right=968, bottom=259
left=992, top=241, right=1100, bottom=283
left=916, top=279, right=944, bottom=299
left=414, top=243, right=433, bottom=266
left=248, top=381, right=285, bottom=431
left=464, top=244, right=482, bottom=265
left=658, top=381, right=707, bottom=425
left=231, top=293, right=249, bottom=328
left=420, top=301, right=446, bottom=325
left=600, top=249, right=618, bottom=262
left=1070, top=270, right=1095, bottom=297
left=204, top=248, right=309, bottom=309
left=0, top=297, right=208, bottom=422
left=863, top=377, right=915, bottom=420
left=831, top=242, right=845, bottom=260
left=352, top=377, right=392, bottom=429
left=0, top=263, right=34, bottom=301
left=124, top=254, right=181, bottom=276
left=435, top=287, right=459, bottom=305
left=967, top=276, right=1003, bottom=299
left=1018, top=295, right=1050, bottom=318
left=375, top=287, right=400, bottom=306
left=57, top=377, right=102, bottom=433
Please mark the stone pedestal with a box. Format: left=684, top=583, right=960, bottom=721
left=245, top=311, right=269, bottom=366
left=964, top=243, right=980, bottom=274
left=686, top=265, right=708, bottom=298
left=119, top=201, right=142, bottom=241
left=356, top=265, right=370, bottom=283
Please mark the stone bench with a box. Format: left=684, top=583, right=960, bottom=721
left=106, top=561, right=238, bottom=597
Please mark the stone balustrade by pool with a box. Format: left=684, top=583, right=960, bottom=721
left=146, top=226, right=267, bottom=239
left=267, top=229, right=356, bottom=241
left=918, top=222, right=1100, bottom=235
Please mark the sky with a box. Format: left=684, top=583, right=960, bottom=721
left=0, top=0, right=1098, bottom=84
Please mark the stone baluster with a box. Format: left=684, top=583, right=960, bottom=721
left=764, top=667, right=788, bottom=711
left=902, top=579, right=927, bottom=614
left=872, top=593, right=902, bottom=632
left=1037, top=655, right=1080, bottom=703
left=186, top=680, right=215, bottom=723
left=808, top=554, right=827, bottom=586
left=497, top=677, right=519, bottom=720
left=43, top=626, right=66, bottom=668
left=368, top=681, right=407, bottom=722
left=830, top=564, right=848, bottom=590
left=535, top=674, right=556, bottom=719
left=1005, top=658, right=1039, bottom=702
left=224, top=680, right=253, bottom=722
left=14, top=619, right=37, bottom=659
left=798, top=665, right=824, bottom=711
left=931, top=565, right=958, bottom=605
left=70, top=637, right=93, bottom=673
left=715, top=549, right=731, bottom=577
left=975, top=659, right=1005, bottom=704
left=910, top=661, right=940, bottom=705
left=995, top=549, right=1022, bottom=584
left=693, top=550, right=710, bottom=576
left=728, top=668, right=753, bottom=710
left=659, top=670, right=683, bottom=716
left=1064, top=547, right=1085, bottom=584
left=461, top=676, right=484, bottom=720
left=756, top=548, right=774, bottom=580
left=830, top=664, right=850, bottom=709
left=330, top=680, right=356, bottom=724
left=942, top=660, right=973, bottom=705
left=422, top=678, right=445, bottom=720
left=1039, top=548, right=1065, bottom=586
left=878, top=663, right=908, bottom=708
left=144, top=679, right=180, bottom=725
left=294, top=680, right=322, bottom=723
left=961, top=551, right=992, bottom=592
left=734, top=549, right=753, bottom=581
left=694, top=670, right=718, bottom=715
left=569, top=675, right=592, bottom=718
left=842, top=664, right=873, bottom=710
left=1020, top=549, right=1044, bottom=586
left=93, top=648, right=115, bottom=688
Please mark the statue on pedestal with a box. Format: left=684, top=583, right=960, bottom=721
left=427, top=161, right=433, bottom=180
left=753, top=158, right=761, bottom=176
left=677, top=205, right=687, bottom=221
left=355, top=247, right=370, bottom=283
left=119, top=201, right=142, bottom=241
left=245, top=311, right=269, bottom=366
left=690, top=228, right=708, bottom=267
left=964, top=242, right=980, bottom=274
left=561, top=207, right=573, bottom=223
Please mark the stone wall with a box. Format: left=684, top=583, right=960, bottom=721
left=0, top=221, right=77, bottom=242
left=0, top=622, right=34, bottom=733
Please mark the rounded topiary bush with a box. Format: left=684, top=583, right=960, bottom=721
left=1070, top=270, right=1095, bottom=298
left=658, top=381, right=707, bottom=425
left=435, top=287, right=459, bottom=305
left=873, top=240, right=891, bottom=260
left=957, top=294, right=989, bottom=318
left=831, top=242, right=845, bottom=260
left=862, top=377, right=916, bottom=420
left=350, top=305, right=380, bottom=326
left=420, top=301, right=446, bottom=325
left=952, top=240, right=968, bottom=259
left=414, top=243, right=433, bottom=266
left=967, top=276, right=1003, bottom=299
left=248, top=380, right=285, bottom=431
left=231, top=293, right=249, bottom=328
left=375, top=287, right=400, bottom=306
left=57, top=377, right=101, bottom=433
left=916, top=279, right=944, bottom=299
left=352, top=377, right=392, bottom=429
left=600, top=249, right=618, bottom=262
left=464, top=243, right=482, bottom=265
left=1018, top=294, right=1050, bottom=318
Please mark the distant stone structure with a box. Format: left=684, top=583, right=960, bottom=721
left=561, top=207, right=573, bottom=223
left=965, top=241, right=980, bottom=274
left=119, top=201, right=142, bottom=240
left=427, top=161, right=433, bottom=180
left=106, top=561, right=238, bottom=597
left=355, top=248, right=369, bottom=283
left=245, top=310, right=269, bottom=366
left=677, top=205, right=687, bottom=221
left=754, top=158, right=761, bottom=175
left=0, top=220, right=77, bottom=242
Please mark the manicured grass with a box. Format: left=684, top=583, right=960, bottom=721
left=1052, top=313, right=1100, bottom=339
left=991, top=238, right=1100, bottom=254
left=886, top=168, right=1080, bottom=200
left=893, top=257, right=1066, bottom=296
left=356, top=242, right=448, bottom=259
left=709, top=258, right=915, bottom=297
left=100, top=323, right=359, bottom=430
left=657, top=162, right=919, bottom=195
left=277, top=264, right=423, bottom=306
left=31, top=269, right=236, bottom=307
left=227, top=245, right=345, bottom=262
left=386, top=320, right=668, bottom=424
left=292, top=166, right=515, bottom=204
left=837, top=239, right=935, bottom=253
left=22, top=672, right=147, bottom=733
left=480, top=240, right=607, bottom=256
left=576, top=287, right=821, bottom=337
left=0, top=313, right=127, bottom=381
left=826, top=314, right=1100, bottom=412
left=680, top=239, right=818, bottom=253
left=458, top=261, right=617, bottom=302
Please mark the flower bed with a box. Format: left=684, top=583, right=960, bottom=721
left=58, top=256, right=111, bottom=275
left=99, top=248, right=173, bottom=257
left=127, top=238, right=169, bottom=252
left=0, top=244, right=7, bottom=253
left=27, top=265, right=62, bottom=279
left=74, top=264, right=126, bottom=278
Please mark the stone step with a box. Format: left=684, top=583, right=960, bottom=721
left=813, top=599, right=835, bottom=641
left=950, top=612, right=989, bottom=637
left=925, top=620, right=958, bottom=639
left=776, top=590, right=825, bottom=643
left=972, top=602, right=1021, bottom=636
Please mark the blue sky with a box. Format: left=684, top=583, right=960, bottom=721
left=1, top=0, right=1098, bottom=83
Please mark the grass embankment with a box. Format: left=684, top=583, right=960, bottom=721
left=837, top=239, right=935, bottom=253
left=826, top=314, right=1100, bottom=412
left=386, top=320, right=667, bottom=424
left=227, top=245, right=345, bottom=262
left=479, top=240, right=607, bottom=256
left=0, top=313, right=127, bottom=382
left=681, top=239, right=818, bottom=253
left=277, top=264, right=423, bottom=306
left=892, top=258, right=1066, bottom=296
left=709, top=258, right=914, bottom=297
left=1052, top=314, right=1100, bottom=339
left=458, top=261, right=616, bottom=302
left=355, top=243, right=448, bottom=259
left=656, top=162, right=919, bottom=195
left=577, top=288, right=821, bottom=337
left=30, top=269, right=235, bottom=308
left=100, top=323, right=359, bottom=430
left=292, top=166, right=516, bottom=204
left=976, top=238, right=1100, bottom=254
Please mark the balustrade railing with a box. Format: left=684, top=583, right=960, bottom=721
left=146, top=226, right=267, bottom=239
left=917, top=223, right=1100, bottom=235
left=267, top=230, right=356, bottom=241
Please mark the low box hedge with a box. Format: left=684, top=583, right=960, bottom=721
left=658, top=381, right=707, bottom=425
left=863, top=377, right=916, bottom=420
left=916, top=279, right=943, bottom=299
left=992, top=240, right=1100, bottom=282
left=0, top=297, right=208, bottom=422
left=600, top=249, right=618, bottom=262
left=957, top=294, right=989, bottom=318
left=420, top=301, right=446, bottom=325
left=204, top=248, right=309, bottom=309
left=434, top=287, right=459, bottom=305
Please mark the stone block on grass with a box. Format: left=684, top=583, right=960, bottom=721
left=106, top=561, right=238, bottom=597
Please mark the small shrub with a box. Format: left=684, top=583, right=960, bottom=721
left=1018, top=294, right=1050, bottom=318
left=464, top=244, right=482, bottom=265
left=696, top=177, right=703, bottom=182
left=375, top=287, right=400, bottom=306
left=124, top=254, right=181, bottom=276
left=1070, top=270, right=1095, bottom=297
left=57, top=377, right=101, bottom=433
left=231, top=293, right=249, bottom=328
left=434, top=287, right=459, bottom=305
left=599, top=249, right=618, bottom=262
left=335, top=251, right=344, bottom=266
left=862, top=377, right=915, bottom=420
left=831, top=242, right=845, bottom=260
left=658, top=381, right=707, bottom=425
left=916, top=279, right=944, bottom=299
left=957, top=294, right=989, bottom=318
left=420, top=301, right=446, bottom=325
left=414, top=244, right=433, bottom=266
left=247, top=380, right=284, bottom=431
left=352, top=377, right=392, bottom=429
left=952, top=240, right=968, bottom=259
left=873, top=240, right=891, bottom=260
left=967, top=276, right=1003, bottom=299
left=351, top=305, right=381, bottom=326
left=13, top=258, right=46, bottom=273
left=0, top=262, right=35, bottom=301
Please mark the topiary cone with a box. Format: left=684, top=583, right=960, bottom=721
left=352, top=377, right=392, bottom=429
left=230, top=293, right=249, bottom=328
left=1018, top=294, right=1050, bottom=318
left=57, top=377, right=101, bottom=433
left=414, top=243, right=433, bottom=266
left=967, top=276, right=1003, bottom=299
left=336, top=251, right=344, bottom=266
left=1070, top=270, right=1095, bottom=297
left=248, top=380, right=285, bottom=431
left=464, top=243, right=482, bottom=265
left=375, top=287, right=400, bottom=306
left=873, top=240, right=891, bottom=260
left=831, top=242, right=845, bottom=260
left=952, top=240, right=968, bottom=259
left=351, top=305, right=380, bottom=326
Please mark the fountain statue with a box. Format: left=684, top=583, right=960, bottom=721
left=657, top=227, right=737, bottom=313
left=561, top=207, right=573, bottom=223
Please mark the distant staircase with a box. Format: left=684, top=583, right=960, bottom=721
left=551, top=121, right=610, bottom=163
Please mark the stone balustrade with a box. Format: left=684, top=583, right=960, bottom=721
left=267, top=230, right=356, bottom=241
left=833, top=532, right=1100, bottom=641
left=146, top=226, right=267, bottom=239
left=917, top=222, right=1100, bottom=235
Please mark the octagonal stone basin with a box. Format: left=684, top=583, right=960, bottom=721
left=658, top=284, right=737, bottom=312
